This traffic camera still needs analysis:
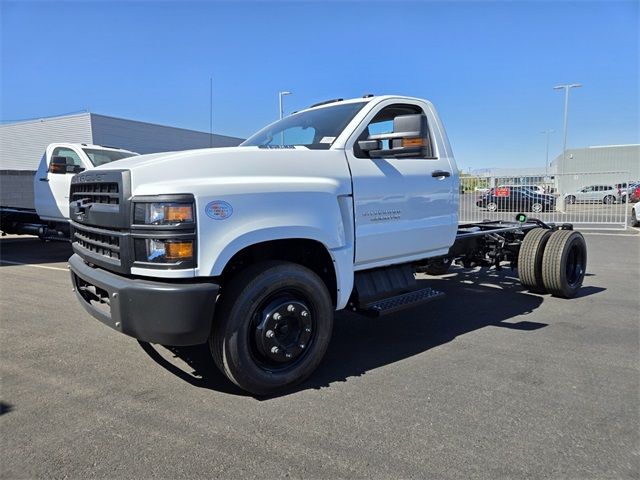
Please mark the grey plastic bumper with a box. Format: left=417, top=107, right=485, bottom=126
left=69, top=254, right=219, bottom=346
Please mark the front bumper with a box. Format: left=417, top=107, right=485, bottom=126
left=69, top=254, right=219, bottom=346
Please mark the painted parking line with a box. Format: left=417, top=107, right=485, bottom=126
left=0, top=260, right=68, bottom=271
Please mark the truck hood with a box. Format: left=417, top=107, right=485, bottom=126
left=95, top=145, right=353, bottom=198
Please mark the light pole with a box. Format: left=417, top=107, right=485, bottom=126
left=541, top=129, right=555, bottom=177
left=278, top=91, right=292, bottom=145
left=553, top=83, right=582, bottom=175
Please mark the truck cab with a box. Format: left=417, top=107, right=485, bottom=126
left=34, top=143, right=138, bottom=222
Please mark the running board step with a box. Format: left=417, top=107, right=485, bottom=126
left=360, top=287, right=445, bottom=317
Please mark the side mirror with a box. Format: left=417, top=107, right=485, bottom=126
left=49, top=156, right=70, bottom=174
left=49, top=156, right=84, bottom=174
left=366, top=114, right=431, bottom=158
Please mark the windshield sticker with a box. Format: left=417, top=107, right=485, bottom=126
left=205, top=201, right=233, bottom=220
left=319, top=136, right=335, bottom=144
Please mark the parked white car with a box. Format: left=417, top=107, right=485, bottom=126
left=564, top=185, right=618, bottom=205
left=631, top=202, right=640, bottom=227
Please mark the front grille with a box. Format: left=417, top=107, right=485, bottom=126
left=70, top=182, right=120, bottom=205
left=73, top=224, right=121, bottom=263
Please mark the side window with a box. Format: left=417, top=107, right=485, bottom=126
left=50, top=147, right=82, bottom=172
left=354, top=104, right=434, bottom=159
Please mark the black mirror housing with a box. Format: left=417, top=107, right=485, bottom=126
left=366, top=114, right=431, bottom=158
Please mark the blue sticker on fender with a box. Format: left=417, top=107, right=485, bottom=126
left=205, top=200, right=233, bottom=220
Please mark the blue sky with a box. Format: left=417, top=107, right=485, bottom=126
left=1, top=0, right=638, bottom=170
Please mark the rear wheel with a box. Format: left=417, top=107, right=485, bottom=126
left=518, top=228, right=553, bottom=293
left=565, top=195, right=576, bottom=205
left=486, top=202, right=498, bottom=212
left=541, top=230, right=587, bottom=298
left=210, top=261, right=334, bottom=396
left=603, top=195, right=615, bottom=204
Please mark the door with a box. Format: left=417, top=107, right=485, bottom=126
left=34, top=145, right=86, bottom=221
left=345, top=101, right=457, bottom=268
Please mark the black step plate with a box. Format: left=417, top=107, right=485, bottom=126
left=361, top=287, right=445, bottom=317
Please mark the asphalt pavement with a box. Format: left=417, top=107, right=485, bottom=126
left=1, top=232, right=638, bottom=479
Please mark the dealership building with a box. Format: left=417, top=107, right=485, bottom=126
left=0, top=112, right=244, bottom=171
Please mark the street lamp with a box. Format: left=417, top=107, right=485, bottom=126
left=541, top=129, right=555, bottom=177
left=553, top=83, right=582, bottom=175
left=278, top=91, right=292, bottom=145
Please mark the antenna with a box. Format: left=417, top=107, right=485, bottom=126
left=209, top=77, right=213, bottom=148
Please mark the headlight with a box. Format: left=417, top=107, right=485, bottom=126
left=135, top=239, right=194, bottom=264
left=134, top=202, right=194, bottom=225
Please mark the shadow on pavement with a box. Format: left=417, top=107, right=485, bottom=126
left=139, top=266, right=605, bottom=398
left=0, top=238, right=72, bottom=266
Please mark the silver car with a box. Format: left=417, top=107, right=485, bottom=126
left=564, top=185, right=618, bottom=204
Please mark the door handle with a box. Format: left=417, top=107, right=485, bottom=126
left=432, top=170, right=450, bottom=178
left=39, top=178, right=49, bottom=182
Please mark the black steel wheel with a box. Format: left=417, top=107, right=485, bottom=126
left=518, top=228, right=553, bottom=293
left=541, top=230, right=587, bottom=298
left=210, top=261, right=333, bottom=395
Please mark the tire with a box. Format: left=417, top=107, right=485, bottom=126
left=518, top=228, right=553, bottom=293
left=565, top=195, right=576, bottom=205
left=603, top=195, right=615, bottom=204
left=531, top=202, right=543, bottom=213
left=486, top=202, right=498, bottom=212
left=425, top=257, right=453, bottom=275
left=541, top=230, right=587, bottom=298
left=209, top=261, right=333, bottom=395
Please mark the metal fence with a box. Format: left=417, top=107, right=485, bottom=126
left=459, top=171, right=634, bottom=230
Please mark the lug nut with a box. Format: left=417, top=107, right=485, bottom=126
left=271, top=346, right=280, bottom=354
left=285, top=352, right=292, bottom=359
left=299, top=344, right=305, bottom=349
left=305, top=327, right=311, bottom=333
left=287, top=304, right=295, bottom=312
left=273, top=313, right=282, bottom=321
left=266, top=330, right=275, bottom=338
left=301, top=310, right=308, bottom=317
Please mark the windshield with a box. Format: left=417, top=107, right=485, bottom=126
left=242, top=101, right=367, bottom=150
left=83, top=148, right=138, bottom=167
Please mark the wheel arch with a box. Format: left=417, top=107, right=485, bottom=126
left=214, top=235, right=354, bottom=309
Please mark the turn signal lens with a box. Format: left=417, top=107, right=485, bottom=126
left=402, top=137, right=425, bottom=147
left=165, top=241, right=193, bottom=261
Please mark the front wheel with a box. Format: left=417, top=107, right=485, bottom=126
left=603, top=195, right=615, bottom=205
left=210, top=261, right=334, bottom=396
left=565, top=195, right=576, bottom=205
left=531, top=202, right=543, bottom=213
left=631, top=208, right=640, bottom=227
left=486, top=202, right=498, bottom=212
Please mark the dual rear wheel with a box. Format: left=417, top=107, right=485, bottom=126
left=518, top=228, right=587, bottom=298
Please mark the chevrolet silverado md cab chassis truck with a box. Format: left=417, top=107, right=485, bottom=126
left=68, top=95, right=587, bottom=395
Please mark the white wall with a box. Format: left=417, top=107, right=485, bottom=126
left=0, top=113, right=93, bottom=170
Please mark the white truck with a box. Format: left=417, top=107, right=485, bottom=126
left=0, top=143, right=137, bottom=239
left=68, top=95, right=588, bottom=395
